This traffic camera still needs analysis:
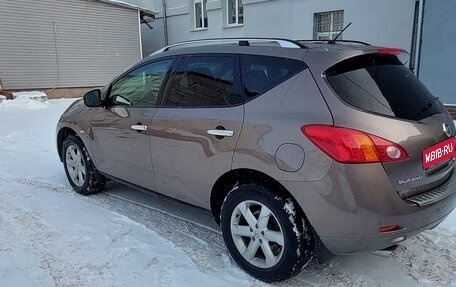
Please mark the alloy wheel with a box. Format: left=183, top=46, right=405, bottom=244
left=65, top=144, right=86, bottom=187
left=230, top=200, right=285, bottom=268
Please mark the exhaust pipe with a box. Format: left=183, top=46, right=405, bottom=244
left=370, top=245, right=398, bottom=258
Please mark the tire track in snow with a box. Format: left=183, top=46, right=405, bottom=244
left=12, top=177, right=456, bottom=287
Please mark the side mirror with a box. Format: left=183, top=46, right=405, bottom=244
left=83, top=89, right=102, bottom=107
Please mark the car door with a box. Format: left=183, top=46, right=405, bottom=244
left=90, top=58, right=174, bottom=190
left=150, top=54, right=244, bottom=208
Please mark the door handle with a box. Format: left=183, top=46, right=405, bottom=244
left=207, top=129, right=234, bottom=138
left=131, top=125, right=148, bottom=131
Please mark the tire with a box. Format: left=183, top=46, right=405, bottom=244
left=220, top=184, right=314, bottom=282
left=62, top=135, right=105, bottom=195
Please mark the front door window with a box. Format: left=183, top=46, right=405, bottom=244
left=109, top=59, right=174, bottom=106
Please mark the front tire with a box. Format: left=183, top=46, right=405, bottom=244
left=220, top=184, right=314, bottom=282
left=62, top=135, right=105, bottom=195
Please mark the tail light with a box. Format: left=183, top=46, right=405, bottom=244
left=301, top=125, right=409, bottom=164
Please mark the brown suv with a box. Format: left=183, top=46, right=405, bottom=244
left=56, top=38, right=456, bottom=282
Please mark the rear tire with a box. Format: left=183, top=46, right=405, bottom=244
left=220, top=184, right=314, bottom=282
left=62, top=135, right=105, bottom=195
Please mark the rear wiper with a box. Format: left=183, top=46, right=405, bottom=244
left=421, top=97, right=440, bottom=112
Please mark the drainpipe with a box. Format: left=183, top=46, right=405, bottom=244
left=162, top=0, right=169, bottom=45
left=138, top=10, right=144, bottom=58
left=414, top=0, right=425, bottom=77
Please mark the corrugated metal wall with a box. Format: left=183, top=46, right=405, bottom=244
left=0, top=0, right=141, bottom=89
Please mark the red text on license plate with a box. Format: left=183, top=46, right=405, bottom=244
left=422, top=137, right=456, bottom=169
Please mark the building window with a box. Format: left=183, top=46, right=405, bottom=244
left=227, top=0, right=243, bottom=25
left=314, top=10, right=344, bottom=40
left=194, top=0, right=208, bottom=29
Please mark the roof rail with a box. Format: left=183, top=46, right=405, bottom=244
left=297, top=39, right=371, bottom=46
left=151, top=38, right=307, bottom=55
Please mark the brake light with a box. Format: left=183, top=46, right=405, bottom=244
left=301, top=125, right=409, bottom=164
left=377, top=47, right=410, bottom=64
left=377, top=47, right=403, bottom=55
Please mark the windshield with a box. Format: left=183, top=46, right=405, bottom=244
left=325, top=54, right=443, bottom=121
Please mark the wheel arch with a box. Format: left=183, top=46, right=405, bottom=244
left=57, top=127, right=78, bottom=162
left=210, top=168, right=333, bottom=261
left=211, top=168, right=304, bottom=225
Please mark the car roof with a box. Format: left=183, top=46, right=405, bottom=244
left=137, top=38, right=406, bottom=74
left=144, top=44, right=308, bottom=61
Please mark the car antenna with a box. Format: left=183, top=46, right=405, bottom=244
left=328, top=22, right=352, bottom=44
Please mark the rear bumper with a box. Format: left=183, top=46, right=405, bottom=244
left=320, top=210, right=450, bottom=254
left=281, top=163, right=456, bottom=255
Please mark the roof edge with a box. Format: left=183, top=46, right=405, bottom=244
left=97, top=0, right=157, bottom=15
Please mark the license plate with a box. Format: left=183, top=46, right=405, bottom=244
left=422, top=137, right=456, bottom=169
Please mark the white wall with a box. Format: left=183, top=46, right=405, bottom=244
left=132, top=0, right=416, bottom=55
left=419, top=0, right=456, bottom=104
left=141, top=19, right=166, bottom=56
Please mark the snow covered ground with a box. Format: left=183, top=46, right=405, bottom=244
left=0, top=97, right=455, bottom=287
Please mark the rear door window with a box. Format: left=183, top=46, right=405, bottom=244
left=325, top=54, right=443, bottom=121
left=164, top=55, right=242, bottom=107
left=240, top=55, right=307, bottom=99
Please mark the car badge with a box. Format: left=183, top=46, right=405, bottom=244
left=398, top=176, right=423, bottom=185
left=443, top=123, right=452, bottom=137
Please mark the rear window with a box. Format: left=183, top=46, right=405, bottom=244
left=325, top=54, right=443, bottom=121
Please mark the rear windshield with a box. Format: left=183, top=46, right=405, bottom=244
left=325, top=54, right=443, bottom=121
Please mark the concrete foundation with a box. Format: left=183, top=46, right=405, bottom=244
left=1, top=87, right=102, bottom=100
